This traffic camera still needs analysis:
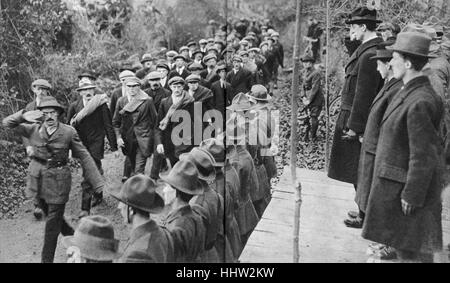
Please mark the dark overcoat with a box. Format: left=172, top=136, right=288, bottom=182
left=362, top=76, right=444, bottom=254
left=120, top=220, right=175, bottom=263
left=67, top=99, right=118, bottom=160
left=226, top=68, right=253, bottom=98
left=328, top=37, right=383, bottom=184
left=143, top=87, right=171, bottom=113
left=355, top=78, right=403, bottom=213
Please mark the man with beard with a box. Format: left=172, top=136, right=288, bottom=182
left=113, top=76, right=158, bottom=176
left=155, top=76, right=195, bottom=166
left=3, top=96, right=104, bottom=263
left=67, top=80, right=118, bottom=218
left=328, top=7, right=383, bottom=229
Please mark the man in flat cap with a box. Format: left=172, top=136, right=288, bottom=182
left=136, top=53, right=156, bottom=80
left=179, top=46, right=192, bottom=63
left=3, top=96, right=104, bottom=263
left=110, top=175, right=175, bottom=263
left=191, top=49, right=204, bottom=66
left=199, top=39, right=208, bottom=53
left=168, top=55, right=191, bottom=80
left=113, top=77, right=158, bottom=177
left=200, top=54, right=220, bottom=86
left=226, top=56, right=253, bottom=99
left=166, top=51, right=178, bottom=71
left=210, top=64, right=234, bottom=122
left=362, top=32, right=444, bottom=263
left=156, top=62, right=171, bottom=91
left=155, top=76, right=196, bottom=166
left=328, top=7, right=383, bottom=229
left=67, top=80, right=118, bottom=218
left=187, top=41, right=197, bottom=59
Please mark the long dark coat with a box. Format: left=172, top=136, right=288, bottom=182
left=226, top=68, right=253, bottom=98
left=120, top=220, right=175, bottom=263
left=143, top=87, right=171, bottom=113
left=67, top=99, right=118, bottom=160
left=355, top=78, right=403, bottom=213
left=328, top=37, right=383, bottom=184
left=362, top=76, right=444, bottom=254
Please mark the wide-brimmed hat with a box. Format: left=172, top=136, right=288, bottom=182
left=227, top=92, right=255, bottom=111
left=76, top=80, right=97, bottom=92
left=200, top=138, right=225, bottom=167
left=300, top=55, right=315, bottom=63
left=386, top=32, right=435, bottom=58
left=179, top=147, right=216, bottom=181
left=37, top=96, right=65, bottom=113
left=108, top=174, right=164, bottom=214
left=147, top=71, right=162, bottom=81
left=185, top=74, right=201, bottom=83
left=62, top=215, right=120, bottom=262
left=78, top=71, right=97, bottom=81
left=31, top=79, right=52, bottom=90
left=168, top=76, right=185, bottom=86
left=160, top=159, right=204, bottom=195
left=345, top=7, right=382, bottom=24
left=247, top=84, right=272, bottom=102
left=203, top=54, right=217, bottom=64
left=188, top=63, right=204, bottom=72
left=141, top=53, right=154, bottom=64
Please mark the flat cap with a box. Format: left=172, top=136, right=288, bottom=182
left=32, top=79, right=52, bottom=90
left=174, top=54, right=187, bottom=61
left=141, top=53, right=154, bottom=63
left=179, top=46, right=189, bottom=53
left=216, top=64, right=227, bottom=73
left=248, top=47, right=261, bottom=53
left=168, top=76, right=185, bottom=86
left=203, top=54, right=217, bottom=63
left=199, top=39, right=208, bottom=45
left=188, top=62, right=204, bottom=71
left=187, top=41, right=197, bottom=47
left=156, top=62, right=170, bottom=71
left=124, top=76, right=141, bottom=86
left=147, top=71, right=162, bottom=80
left=166, top=50, right=178, bottom=57
left=119, top=70, right=136, bottom=81
left=185, top=74, right=201, bottom=83
left=232, top=55, right=243, bottom=63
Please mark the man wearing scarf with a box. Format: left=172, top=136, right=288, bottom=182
left=113, top=76, right=158, bottom=176
left=67, top=80, right=118, bottom=218
left=155, top=76, right=195, bottom=166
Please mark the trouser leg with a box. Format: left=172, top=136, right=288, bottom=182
left=123, top=156, right=133, bottom=180
left=150, top=152, right=165, bottom=180
left=41, top=203, right=72, bottom=263
left=134, top=147, right=147, bottom=175
left=81, top=158, right=102, bottom=212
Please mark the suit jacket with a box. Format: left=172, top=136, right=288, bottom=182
left=355, top=78, right=403, bottom=213
left=120, top=220, right=175, bottom=263
left=110, top=86, right=123, bottom=117
left=210, top=80, right=233, bottom=117
left=362, top=76, right=444, bottom=253
left=2, top=112, right=104, bottom=204
left=226, top=68, right=253, bottom=98
left=143, top=87, right=171, bottom=112
left=340, top=36, right=383, bottom=133
left=302, top=67, right=324, bottom=107
left=160, top=203, right=206, bottom=262
left=200, top=69, right=220, bottom=86
left=168, top=68, right=191, bottom=80
left=67, top=99, right=117, bottom=160
left=113, top=96, right=158, bottom=157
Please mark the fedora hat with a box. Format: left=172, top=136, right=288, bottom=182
left=200, top=138, right=225, bottom=167
left=345, top=7, right=382, bottom=24
left=108, top=174, right=164, bottom=214
left=37, top=96, right=65, bottom=113
left=62, top=215, right=120, bottom=262
left=31, top=79, right=52, bottom=90
left=160, top=159, right=204, bottom=195
left=247, top=84, right=272, bottom=102
left=179, top=147, right=216, bottom=181
left=386, top=32, right=436, bottom=58
left=227, top=92, right=255, bottom=111
left=76, top=80, right=97, bottom=92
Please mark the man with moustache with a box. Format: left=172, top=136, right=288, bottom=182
left=67, top=80, right=118, bottom=218
left=2, top=96, right=104, bottom=263
left=200, top=54, right=220, bottom=86
left=328, top=7, right=383, bottom=229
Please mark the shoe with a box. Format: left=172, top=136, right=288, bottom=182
left=78, top=210, right=89, bottom=219
left=33, top=207, right=44, bottom=220
left=344, top=216, right=363, bottom=228
left=347, top=210, right=359, bottom=219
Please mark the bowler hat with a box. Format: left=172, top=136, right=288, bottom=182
left=31, top=79, right=52, bottom=90
left=179, top=147, right=216, bottom=181
left=147, top=71, right=162, bottom=81
left=227, top=92, right=254, bottom=111
left=166, top=50, right=178, bottom=58
left=300, top=55, right=315, bottom=63
left=203, top=54, right=217, bottom=64
left=62, top=215, right=120, bottom=262
left=36, top=96, right=65, bottom=113
left=76, top=80, right=97, bottom=92
left=200, top=138, right=225, bottom=167
left=168, top=76, right=185, bottom=86
left=186, top=74, right=201, bottom=83
left=141, top=53, right=154, bottom=64
left=386, top=32, right=435, bottom=58
left=78, top=71, right=98, bottom=81
left=156, top=63, right=170, bottom=72
left=247, top=84, right=271, bottom=102
left=160, top=159, right=204, bottom=195
left=108, top=174, right=164, bottom=213
left=345, top=7, right=382, bottom=24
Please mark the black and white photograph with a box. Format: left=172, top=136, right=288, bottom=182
left=0, top=0, right=449, bottom=266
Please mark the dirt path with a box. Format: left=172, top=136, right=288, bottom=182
left=0, top=153, right=129, bottom=263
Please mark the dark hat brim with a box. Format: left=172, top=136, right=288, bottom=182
left=386, top=45, right=438, bottom=58
left=178, top=153, right=217, bottom=182
left=107, top=185, right=164, bottom=214
left=37, top=104, right=65, bottom=114
left=159, top=173, right=204, bottom=195
left=370, top=55, right=393, bottom=61
left=76, top=85, right=97, bottom=92
left=62, top=236, right=121, bottom=262
left=346, top=18, right=382, bottom=24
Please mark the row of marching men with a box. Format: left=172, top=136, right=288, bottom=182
left=59, top=83, right=278, bottom=263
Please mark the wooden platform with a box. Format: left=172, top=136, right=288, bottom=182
left=239, top=167, right=371, bottom=263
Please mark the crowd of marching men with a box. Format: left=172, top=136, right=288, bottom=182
left=2, top=19, right=282, bottom=263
